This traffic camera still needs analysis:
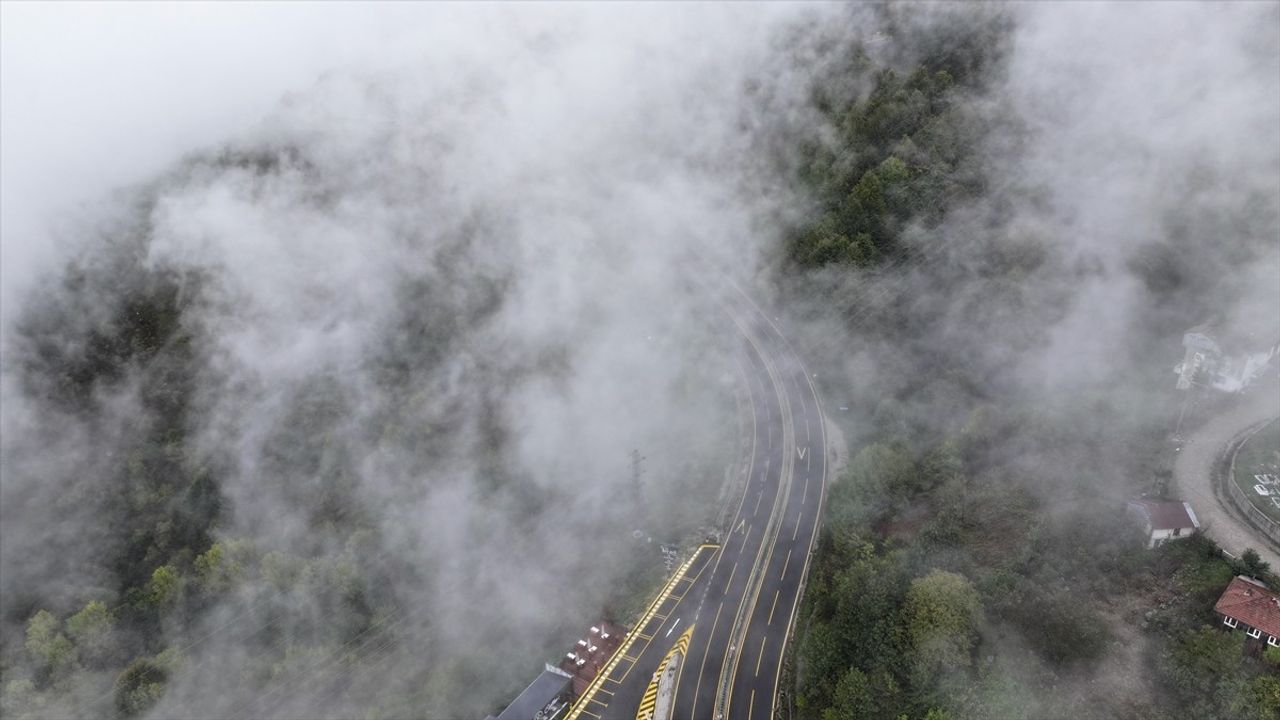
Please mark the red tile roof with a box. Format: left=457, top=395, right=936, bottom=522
left=1129, top=500, right=1199, bottom=530
left=558, top=620, right=623, bottom=696
left=1215, top=576, right=1280, bottom=638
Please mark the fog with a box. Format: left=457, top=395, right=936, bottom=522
left=2, top=2, right=1278, bottom=719
left=2, top=3, right=829, bottom=717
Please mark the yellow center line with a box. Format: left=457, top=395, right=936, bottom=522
left=755, top=636, right=767, bottom=676
left=767, top=590, right=780, bottom=626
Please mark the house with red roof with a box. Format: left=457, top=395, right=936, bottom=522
left=1214, top=576, right=1280, bottom=654
left=1126, top=499, right=1200, bottom=548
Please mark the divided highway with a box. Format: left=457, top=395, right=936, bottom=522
left=575, top=286, right=829, bottom=720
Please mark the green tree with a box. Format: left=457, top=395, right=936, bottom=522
left=1157, top=627, right=1247, bottom=719
left=904, top=570, right=981, bottom=680
left=66, top=600, right=115, bottom=667
left=2, top=678, right=46, bottom=720
left=147, top=564, right=181, bottom=608
left=1237, top=675, right=1280, bottom=720
left=823, top=667, right=871, bottom=720
left=24, top=610, right=75, bottom=680
left=114, top=658, right=168, bottom=718
left=194, top=540, right=250, bottom=595
left=1238, top=548, right=1270, bottom=578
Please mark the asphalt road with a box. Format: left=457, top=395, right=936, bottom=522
left=1174, top=384, right=1280, bottom=569
left=584, top=288, right=828, bottom=720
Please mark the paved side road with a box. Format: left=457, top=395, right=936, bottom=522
left=1174, top=387, right=1280, bottom=570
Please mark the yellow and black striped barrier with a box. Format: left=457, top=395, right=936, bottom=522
left=635, top=624, right=694, bottom=720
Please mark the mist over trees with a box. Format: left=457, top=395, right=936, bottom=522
left=778, top=4, right=1280, bottom=720
left=1, top=3, right=1278, bottom=720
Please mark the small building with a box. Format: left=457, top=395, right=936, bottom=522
left=1126, top=499, right=1200, bottom=548
left=1174, top=327, right=1278, bottom=393
left=489, top=620, right=624, bottom=719
left=1176, top=329, right=1222, bottom=390
left=559, top=621, right=624, bottom=696
left=491, top=665, right=572, bottom=720
left=1214, top=576, right=1280, bottom=654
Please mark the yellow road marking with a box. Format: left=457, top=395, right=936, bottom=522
left=619, top=548, right=718, bottom=683
left=635, top=625, right=695, bottom=720
left=767, top=590, right=780, bottom=626
left=715, top=299, right=798, bottom=720
left=726, top=278, right=832, bottom=720
left=566, top=545, right=717, bottom=720
left=755, top=636, right=767, bottom=676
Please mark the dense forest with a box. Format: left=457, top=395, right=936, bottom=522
left=1, top=119, right=737, bottom=720
left=1, top=4, right=1276, bottom=720
left=781, top=7, right=1280, bottom=720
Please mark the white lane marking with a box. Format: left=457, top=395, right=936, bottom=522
left=796, top=446, right=807, bottom=460
left=666, top=618, right=681, bottom=637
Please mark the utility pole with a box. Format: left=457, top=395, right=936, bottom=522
left=631, top=449, right=646, bottom=511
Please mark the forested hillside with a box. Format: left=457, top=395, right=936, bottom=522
left=0, top=62, right=742, bottom=719
left=780, top=6, right=1280, bottom=720
left=1, top=4, right=1276, bottom=720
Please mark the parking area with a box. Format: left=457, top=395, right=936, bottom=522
left=1233, top=418, right=1280, bottom=523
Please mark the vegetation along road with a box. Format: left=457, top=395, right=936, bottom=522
left=567, top=283, right=832, bottom=720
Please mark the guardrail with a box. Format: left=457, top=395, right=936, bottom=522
left=564, top=544, right=717, bottom=720
left=712, top=303, right=797, bottom=720
left=1223, top=419, right=1280, bottom=547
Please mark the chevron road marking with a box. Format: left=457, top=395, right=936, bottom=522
left=565, top=545, right=717, bottom=720
left=635, top=624, right=694, bottom=720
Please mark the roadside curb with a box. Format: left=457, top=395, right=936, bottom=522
left=565, top=544, right=718, bottom=720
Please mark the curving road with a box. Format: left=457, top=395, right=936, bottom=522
left=575, top=285, right=829, bottom=720
left=1174, top=383, right=1280, bottom=569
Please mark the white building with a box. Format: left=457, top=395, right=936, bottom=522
left=1174, top=328, right=1277, bottom=394
left=1127, top=499, right=1201, bottom=548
